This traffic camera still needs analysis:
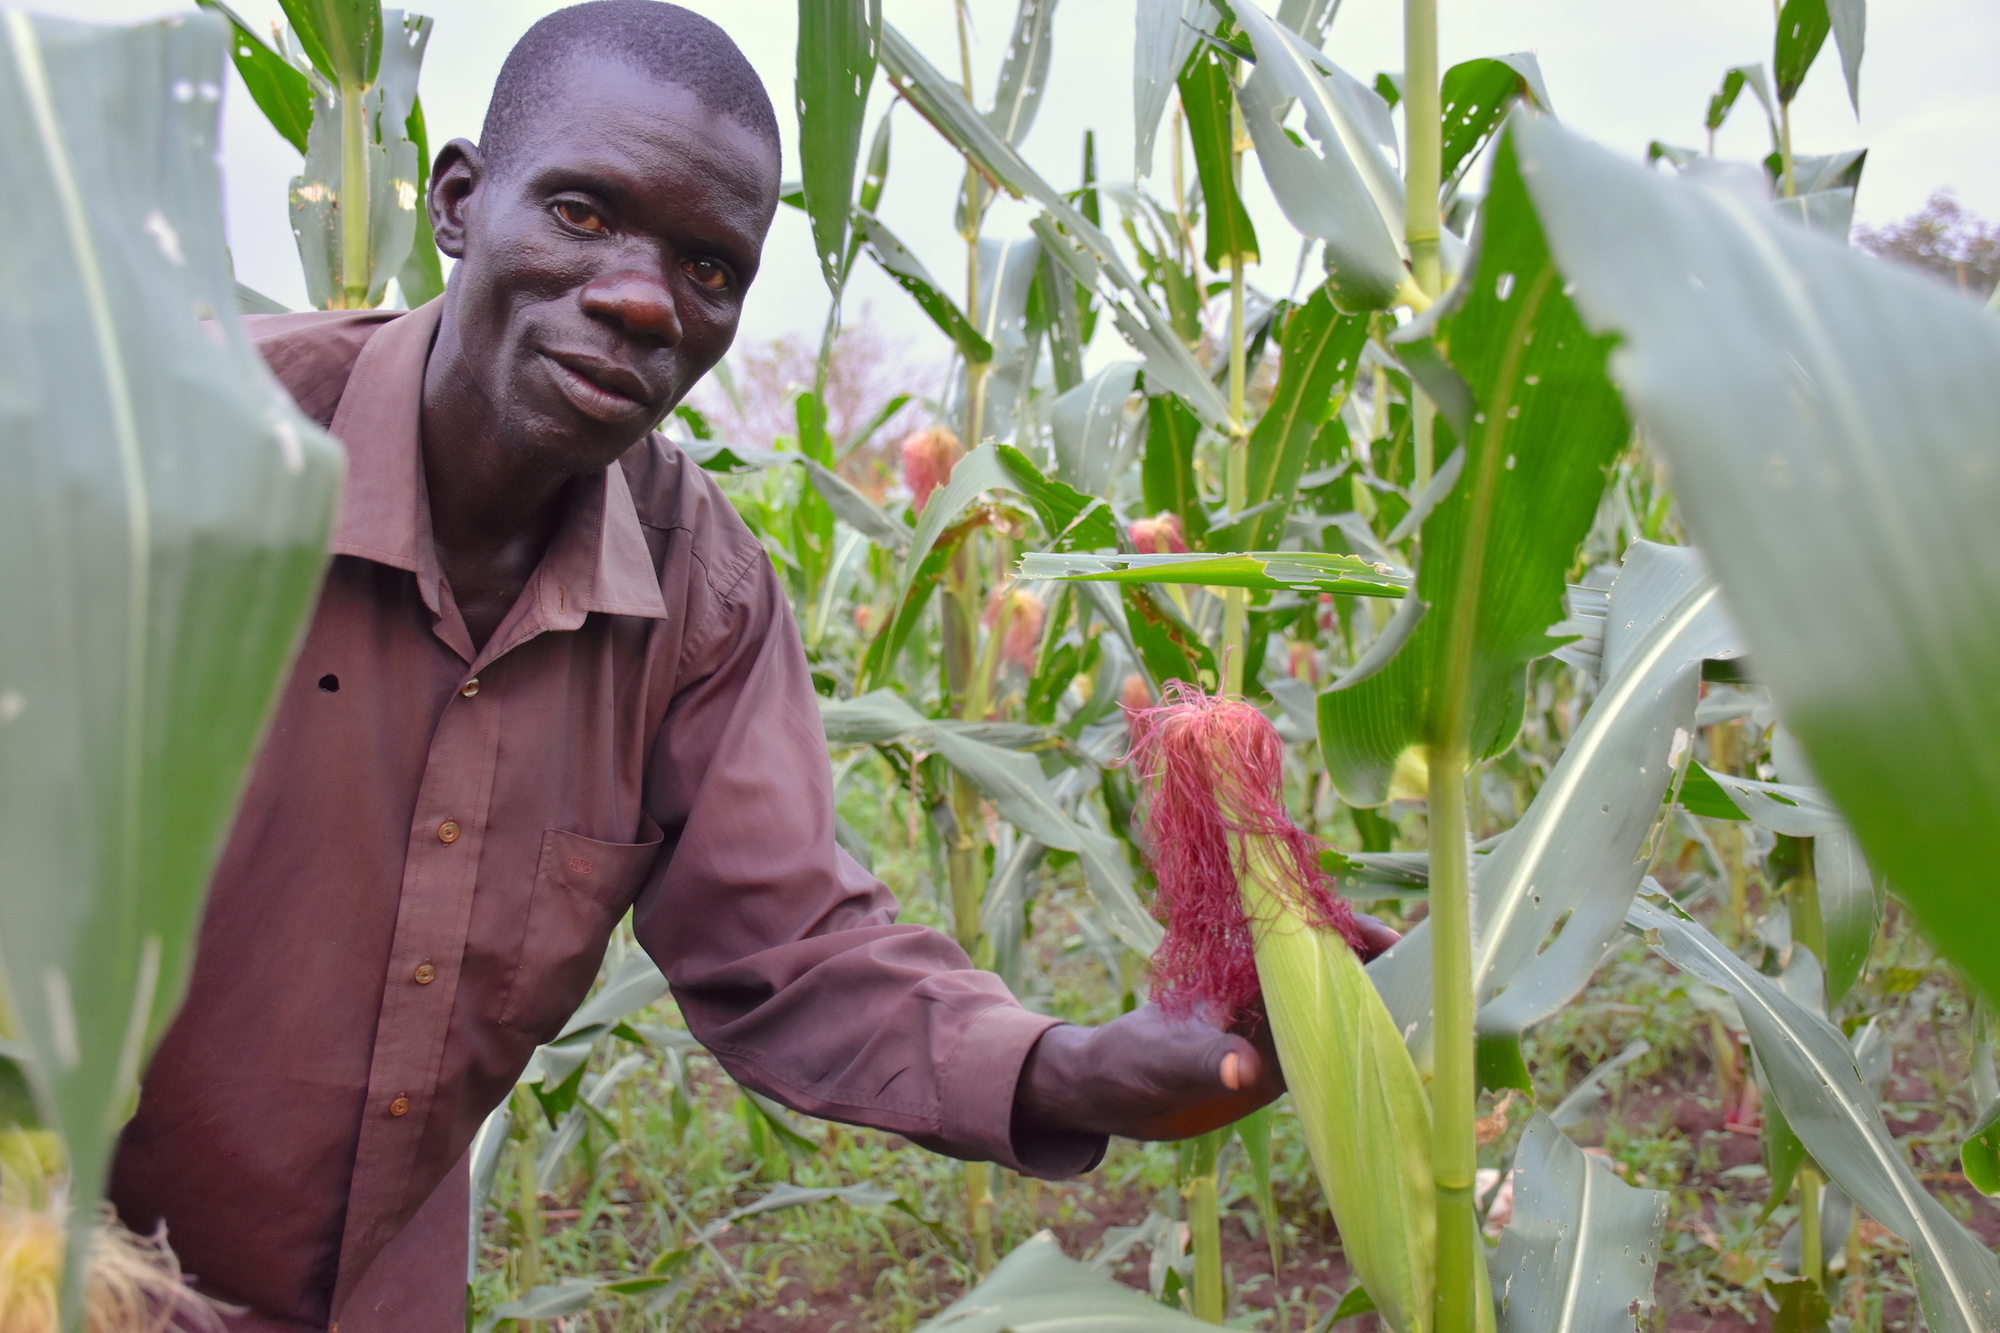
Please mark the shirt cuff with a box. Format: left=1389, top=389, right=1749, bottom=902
left=935, top=1003, right=1107, bottom=1180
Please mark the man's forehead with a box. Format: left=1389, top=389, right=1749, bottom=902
left=492, top=56, right=778, bottom=183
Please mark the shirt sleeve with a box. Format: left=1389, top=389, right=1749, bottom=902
left=629, top=546, right=1105, bottom=1179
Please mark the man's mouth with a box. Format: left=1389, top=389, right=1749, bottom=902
left=541, top=350, right=652, bottom=424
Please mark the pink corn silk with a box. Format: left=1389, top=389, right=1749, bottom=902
left=1123, top=682, right=1364, bottom=1019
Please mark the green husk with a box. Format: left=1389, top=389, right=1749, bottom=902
left=1239, top=833, right=1437, bottom=1333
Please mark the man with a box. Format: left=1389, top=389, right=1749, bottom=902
left=112, top=5, right=1391, bottom=1329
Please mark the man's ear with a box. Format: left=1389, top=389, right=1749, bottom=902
left=427, top=138, right=483, bottom=261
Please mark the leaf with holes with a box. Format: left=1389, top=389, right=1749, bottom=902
left=1316, top=125, right=1630, bottom=807
left=796, top=0, right=881, bottom=294
left=0, top=17, right=342, bottom=1314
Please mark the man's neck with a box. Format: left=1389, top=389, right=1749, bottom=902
left=419, top=302, right=576, bottom=652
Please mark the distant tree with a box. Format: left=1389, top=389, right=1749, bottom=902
left=1854, top=189, right=2000, bottom=301
left=688, top=305, right=943, bottom=499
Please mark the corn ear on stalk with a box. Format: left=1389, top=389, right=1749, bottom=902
left=1127, top=685, right=1437, bottom=1333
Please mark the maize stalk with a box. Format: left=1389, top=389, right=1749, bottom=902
left=1126, top=686, right=1437, bottom=1333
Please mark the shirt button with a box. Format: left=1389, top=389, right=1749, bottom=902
left=459, top=678, right=480, bottom=698
left=438, top=820, right=460, bottom=844
left=413, top=963, right=436, bottom=985
left=389, top=1096, right=411, bottom=1117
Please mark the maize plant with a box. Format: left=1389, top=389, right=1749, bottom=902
left=200, top=0, right=440, bottom=309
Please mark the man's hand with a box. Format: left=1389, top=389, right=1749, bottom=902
left=1013, top=913, right=1399, bottom=1144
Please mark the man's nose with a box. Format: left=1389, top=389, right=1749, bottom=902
left=579, top=264, right=682, bottom=344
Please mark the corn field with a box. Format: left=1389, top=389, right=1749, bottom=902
left=4, top=1, right=2000, bottom=1332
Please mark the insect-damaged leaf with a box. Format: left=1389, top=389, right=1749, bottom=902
left=1488, top=1112, right=1668, bottom=1332
left=1636, top=899, right=2000, bottom=1333
left=1317, top=125, right=1629, bottom=807
left=0, top=14, right=342, bottom=1315
left=1179, top=41, right=1257, bottom=270
left=796, top=0, right=881, bottom=295
left=1512, top=109, right=2000, bottom=1015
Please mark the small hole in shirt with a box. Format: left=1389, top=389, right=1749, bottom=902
left=318, top=674, right=340, bottom=693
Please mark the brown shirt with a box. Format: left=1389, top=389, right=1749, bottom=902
left=111, top=302, right=1101, bottom=1331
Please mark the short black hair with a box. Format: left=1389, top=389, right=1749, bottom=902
left=481, top=2, right=781, bottom=168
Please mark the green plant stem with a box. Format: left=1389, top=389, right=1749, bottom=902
left=1222, top=259, right=1250, bottom=694
left=1779, top=97, right=1798, bottom=199
left=1413, top=394, right=1435, bottom=495
left=1427, top=741, right=1479, bottom=1333
left=1404, top=0, right=1442, bottom=495
left=965, top=1157, right=996, bottom=1274
left=513, top=1104, right=544, bottom=1295
left=1845, top=1210, right=1865, bottom=1318
left=339, top=83, right=369, bottom=308
left=1800, top=1164, right=1824, bottom=1290
left=1186, top=1130, right=1225, bottom=1323
left=1792, top=838, right=1824, bottom=981
left=1403, top=0, right=1442, bottom=301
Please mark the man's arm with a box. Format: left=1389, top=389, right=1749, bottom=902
left=628, top=535, right=1394, bottom=1167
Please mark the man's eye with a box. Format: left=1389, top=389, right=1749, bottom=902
left=555, top=201, right=607, bottom=233
left=685, top=258, right=730, bottom=291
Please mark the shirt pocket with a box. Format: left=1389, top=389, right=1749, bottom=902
left=497, top=822, right=663, bottom=1041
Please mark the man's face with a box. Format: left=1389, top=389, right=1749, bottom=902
left=431, top=60, right=779, bottom=475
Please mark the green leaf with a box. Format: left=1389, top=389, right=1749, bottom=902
left=820, top=693, right=1162, bottom=952
left=234, top=279, right=291, bottom=314
left=286, top=10, right=430, bottom=307
left=1826, top=0, right=1865, bottom=112
left=875, top=22, right=1232, bottom=431
left=1513, top=111, right=2000, bottom=1011
left=995, top=445, right=1118, bottom=552
left=912, top=1231, right=1214, bottom=1331
left=1234, top=1104, right=1279, bottom=1272
left=986, top=0, right=1058, bottom=145
left=0, top=16, right=342, bottom=1310
left=796, top=0, right=880, bottom=295
left=1050, top=362, right=1141, bottom=495
left=1812, top=826, right=1880, bottom=1006
left=1234, top=9, right=1408, bottom=313
left=1635, top=898, right=2000, bottom=1332
left=1141, top=392, right=1209, bottom=545
left=1962, top=1013, right=2000, bottom=1196
left=396, top=93, right=444, bottom=305
left=1225, top=289, right=1367, bottom=548
left=1438, top=54, right=1552, bottom=187
left=1773, top=0, right=1831, bottom=104
left=1031, top=211, right=1234, bottom=431
left=1317, top=127, right=1629, bottom=806
left=1123, top=584, right=1218, bottom=690
left=969, top=236, right=1045, bottom=443
left=1489, top=1112, right=1668, bottom=1331
left=1677, top=760, right=1748, bottom=820
left=1020, top=550, right=1407, bottom=597
left=853, top=536, right=954, bottom=692
left=1769, top=1276, right=1834, bottom=1333
left=276, top=0, right=380, bottom=88
left=1179, top=42, right=1258, bottom=269
left=1366, top=545, right=1744, bottom=1063
left=1706, top=63, right=1775, bottom=139
left=803, top=459, right=910, bottom=551
left=1134, top=0, right=1215, bottom=178
left=200, top=0, right=312, bottom=152
left=853, top=208, right=993, bottom=363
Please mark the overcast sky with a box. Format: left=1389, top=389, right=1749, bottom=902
left=54, top=0, right=2000, bottom=370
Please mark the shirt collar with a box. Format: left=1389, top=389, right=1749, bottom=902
left=324, top=299, right=669, bottom=645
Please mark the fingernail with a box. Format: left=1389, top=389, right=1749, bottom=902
left=1221, top=1052, right=1243, bottom=1090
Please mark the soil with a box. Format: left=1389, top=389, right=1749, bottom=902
left=670, top=1071, right=2000, bottom=1333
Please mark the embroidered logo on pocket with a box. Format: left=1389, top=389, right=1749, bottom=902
left=568, top=857, right=594, bottom=876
